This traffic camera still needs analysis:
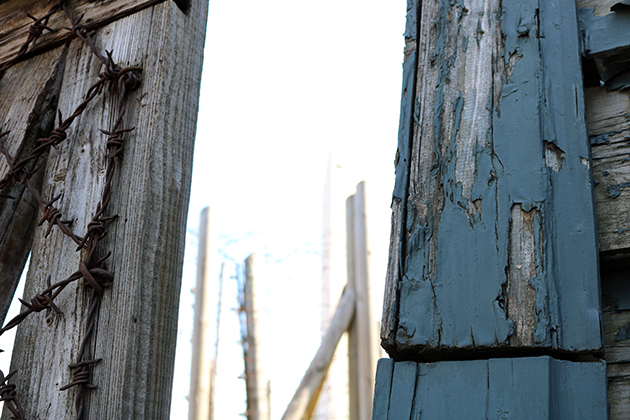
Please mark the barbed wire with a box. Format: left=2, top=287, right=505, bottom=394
left=0, top=1, right=142, bottom=418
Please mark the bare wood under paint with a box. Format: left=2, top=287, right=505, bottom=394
left=0, top=0, right=165, bottom=68
left=2, top=0, right=207, bottom=418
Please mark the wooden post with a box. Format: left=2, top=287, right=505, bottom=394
left=0, top=48, right=66, bottom=326
left=243, top=254, right=270, bottom=420
left=346, top=182, right=376, bottom=420
left=0, top=1, right=208, bottom=419
left=318, top=154, right=350, bottom=420
left=373, top=0, right=608, bottom=417
left=281, top=286, right=356, bottom=420
left=189, top=207, right=218, bottom=420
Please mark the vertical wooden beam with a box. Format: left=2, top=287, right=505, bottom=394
left=381, top=0, right=602, bottom=358
left=319, top=154, right=350, bottom=420
left=347, top=182, right=376, bottom=420
left=0, top=46, right=66, bottom=326
left=243, top=254, right=269, bottom=420
left=3, top=1, right=208, bottom=418
left=189, top=207, right=217, bottom=420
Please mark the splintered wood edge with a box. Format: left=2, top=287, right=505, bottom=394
left=0, top=0, right=167, bottom=68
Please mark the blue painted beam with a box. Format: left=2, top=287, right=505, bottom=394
left=372, top=357, right=608, bottom=419
left=384, top=0, right=602, bottom=356
left=578, top=7, right=630, bottom=89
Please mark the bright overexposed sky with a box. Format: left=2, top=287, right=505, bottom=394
left=0, top=1, right=407, bottom=419
left=170, top=1, right=407, bottom=419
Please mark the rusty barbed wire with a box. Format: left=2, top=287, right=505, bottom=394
left=0, top=0, right=142, bottom=419
left=0, top=370, right=25, bottom=420
left=0, top=3, right=60, bottom=76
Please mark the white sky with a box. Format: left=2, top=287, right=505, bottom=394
left=170, top=1, right=407, bottom=419
left=0, top=0, right=407, bottom=418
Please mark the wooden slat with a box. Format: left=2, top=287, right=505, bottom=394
left=0, top=45, right=66, bottom=325
left=3, top=0, right=207, bottom=417
left=601, top=271, right=630, bottom=419
left=586, top=86, right=630, bottom=254
left=372, top=357, right=608, bottom=419
left=0, top=0, right=166, bottom=68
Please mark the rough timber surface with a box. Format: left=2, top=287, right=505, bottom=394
left=382, top=0, right=601, bottom=357
left=601, top=267, right=630, bottom=420
left=371, top=357, right=608, bottom=419
left=2, top=0, right=208, bottom=418
left=0, top=0, right=166, bottom=68
left=586, top=86, right=630, bottom=253
left=0, top=46, right=66, bottom=326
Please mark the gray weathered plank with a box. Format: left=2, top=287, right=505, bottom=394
left=382, top=0, right=601, bottom=357
left=0, top=45, right=66, bottom=325
left=2, top=0, right=207, bottom=418
left=586, top=86, right=630, bottom=253
left=0, top=0, right=167, bottom=68
left=601, top=271, right=630, bottom=420
left=373, top=357, right=608, bottom=419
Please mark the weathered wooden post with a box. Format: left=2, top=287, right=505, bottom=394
left=189, top=207, right=218, bottom=420
left=374, top=0, right=609, bottom=417
left=346, top=182, right=377, bottom=420
left=0, top=1, right=208, bottom=419
left=243, top=254, right=270, bottom=420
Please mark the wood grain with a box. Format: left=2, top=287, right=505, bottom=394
left=0, top=45, right=66, bottom=325
left=2, top=0, right=207, bottom=418
left=586, top=86, right=630, bottom=254
left=0, top=0, right=166, bottom=68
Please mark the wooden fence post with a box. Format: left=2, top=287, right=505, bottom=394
left=0, top=1, right=208, bottom=419
left=189, top=207, right=218, bottom=420
left=243, top=254, right=270, bottom=420
left=374, top=0, right=608, bottom=417
left=347, top=182, right=376, bottom=420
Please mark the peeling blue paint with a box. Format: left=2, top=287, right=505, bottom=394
left=607, top=181, right=630, bottom=198
left=393, top=51, right=417, bottom=201
left=403, top=0, right=418, bottom=41
left=590, top=133, right=612, bottom=146
left=390, top=0, right=602, bottom=356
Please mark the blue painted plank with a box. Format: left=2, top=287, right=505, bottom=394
left=414, top=360, right=489, bottom=420
left=371, top=359, right=394, bottom=420
left=372, top=358, right=608, bottom=420
left=387, top=361, right=417, bottom=420
left=578, top=7, right=630, bottom=57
